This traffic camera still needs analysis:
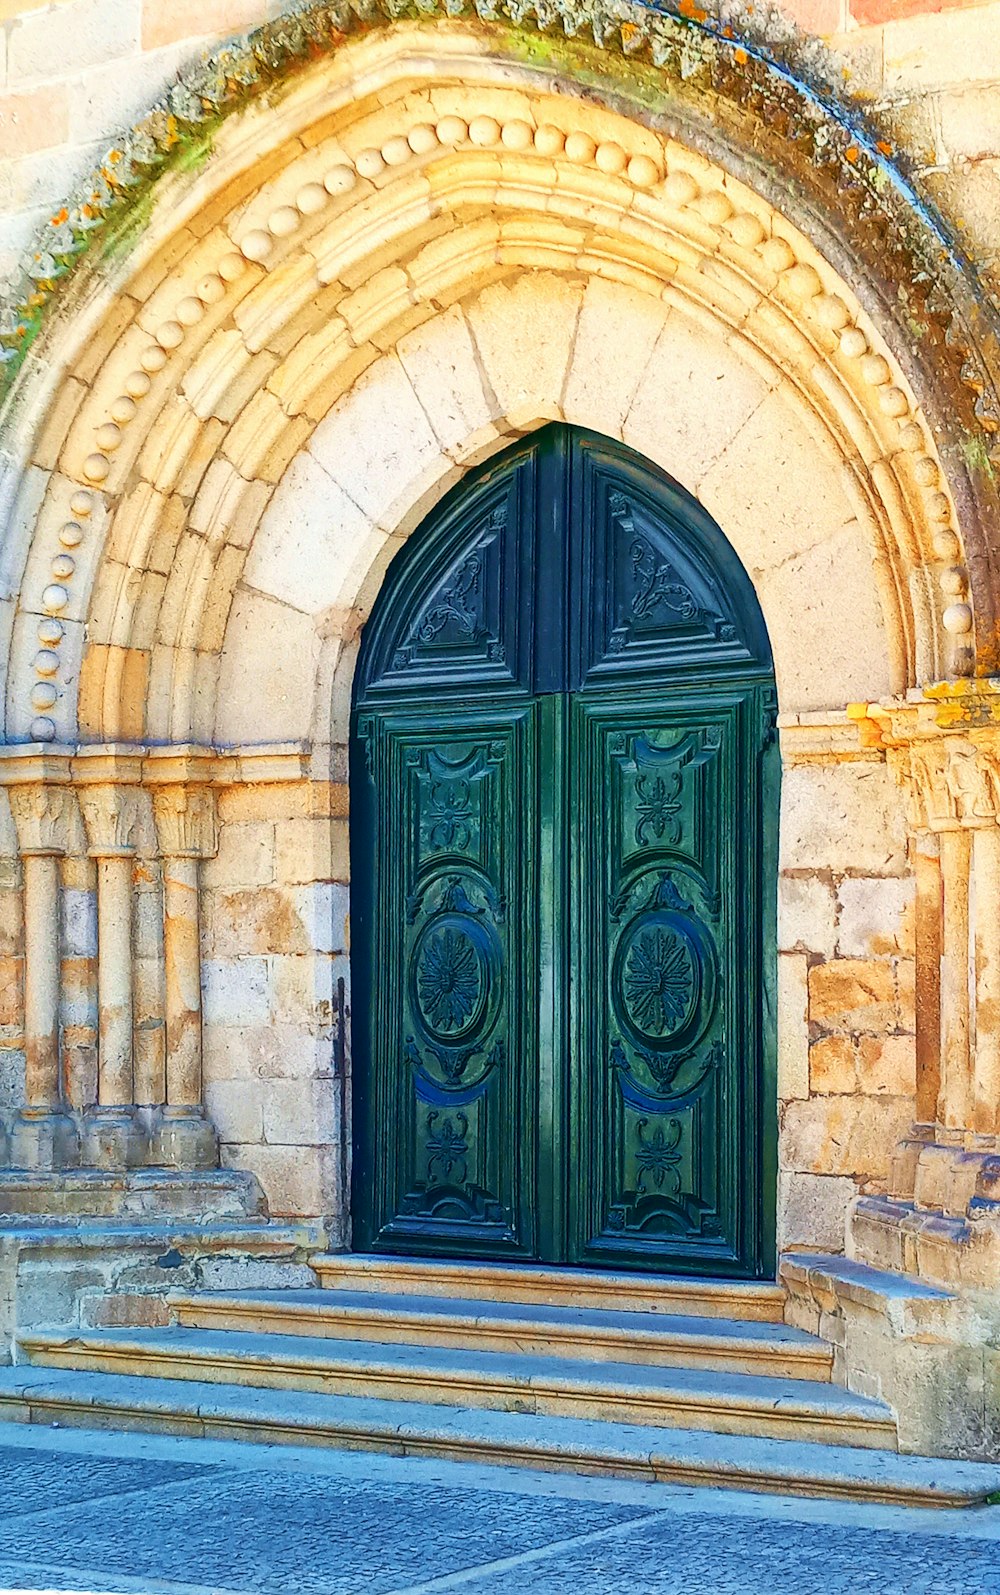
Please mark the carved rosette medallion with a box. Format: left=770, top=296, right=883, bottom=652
left=610, top=873, right=718, bottom=1100
left=405, top=875, right=504, bottom=1095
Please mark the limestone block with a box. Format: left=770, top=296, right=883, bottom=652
left=203, top=885, right=313, bottom=959
left=0, top=85, right=71, bottom=162
left=201, top=822, right=274, bottom=891
left=261, top=1078, right=340, bottom=1146
left=244, top=450, right=387, bottom=618
left=464, top=274, right=582, bottom=431
left=883, top=9, right=1000, bottom=90
left=396, top=307, right=499, bottom=461
left=0, top=1044, right=25, bottom=1109
left=201, top=957, right=271, bottom=1027
left=810, top=1035, right=857, bottom=1096
left=204, top=1019, right=333, bottom=1083
left=752, top=522, right=892, bottom=712
left=308, top=354, right=446, bottom=534
left=562, top=278, right=669, bottom=442
left=215, top=589, right=321, bottom=745
left=141, top=0, right=270, bottom=50
left=778, top=1171, right=855, bottom=1252
left=933, top=85, right=1000, bottom=165
left=189, top=461, right=273, bottom=551
left=287, top=883, right=351, bottom=956
left=809, top=957, right=898, bottom=1033
left=204, top=1077, right=264, bottom=1145
left=274, top=817, right=349, bottom=887
left=180, top=1259, right=314, bottom=1302
left=272, top=951, right=341, bottom=1029
left=0, top=886, right=21, bottom=958
left=0, top=957, right=22, bottom=1027
left=698, top=381, right=860, bottom=561
left=624, top=312, right=772, bottom=495
left=218, top=783, right=312, bottom=825
left=8, top=0, right=140, bottom=83
left=857, top=1035, right=916, bottom=1098
left=837, top=874, right=915, bottom=958
left=780, top=763, right=908, bottom=876
left=68, top=39, right=192, bottom=145
left=780, top=1094, right=914, bottom=1178
left=777, top=951, right=809, bottom=1101
left=221, top=1142, right=338, bottom=1218
left=778, top=875, right=837, bottom=958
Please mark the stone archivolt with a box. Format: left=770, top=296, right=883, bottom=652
left=0, top=27, right=975, bottom=760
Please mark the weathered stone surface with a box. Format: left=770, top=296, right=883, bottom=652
left=808, top=958, right=900, bottom=1034
left=779, top=1171, right=855, bottom=1252
left=781, top=1096, right=915, bottom=1178
left=780, top=765, right=908, bottom=876
left=837, top=876, right=915, bottom=959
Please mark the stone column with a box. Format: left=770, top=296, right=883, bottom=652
left=7, top=782, right=79, bottom=1168
left=149, top=784, right=219, bottom=1169
left=77, top=776, right=144, bottom=1167
left=972, top=823, right=1000, bottom=1143
left=911, top=832, right=942, bottom=1131
left=937, top=823, right=972, bottom=1137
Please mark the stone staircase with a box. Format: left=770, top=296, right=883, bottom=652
left=2, top=1255, right=999, bottom=1507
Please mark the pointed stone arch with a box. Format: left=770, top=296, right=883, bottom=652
left=0, top=20, right=985, bottom=751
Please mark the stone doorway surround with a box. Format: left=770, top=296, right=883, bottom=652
left=0, top=5, right=997, bottom=1457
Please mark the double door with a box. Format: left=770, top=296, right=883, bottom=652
left=351, top=426, right=777, bottom=1276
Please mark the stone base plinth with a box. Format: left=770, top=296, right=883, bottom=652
left=0, top=1214, right=325, bottom=1354
left=9, top=1110, right=80, bottom=1171
left=79, top=1107, right=147, bottom=1169
left=147, top=1107, right=219, bottom=1171
left=781, top=1250, right=1000, bottom=1461
left=0, top=1168, right=267, bottom=1223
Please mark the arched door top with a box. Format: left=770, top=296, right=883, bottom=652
left=357, top=427, right=774, bottom=706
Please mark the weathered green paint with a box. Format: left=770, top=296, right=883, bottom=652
left=351, top=425, right=777, bottom=1278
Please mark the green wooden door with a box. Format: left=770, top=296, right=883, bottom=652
left=351, top=426, right=777, bottom=1277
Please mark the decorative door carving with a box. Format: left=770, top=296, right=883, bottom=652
left=352, top=425, right=777, bottom=1276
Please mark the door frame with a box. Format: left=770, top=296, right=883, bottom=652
left=349, top=425, right=779, bottom=1277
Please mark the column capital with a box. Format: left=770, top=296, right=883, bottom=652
left=859, top=701, right=1000, bottom=831
left=152, top=784, right=218, bottom=860
left=77, top=784, right=140, bottom=858
left=8, top=783, right=73, bottom=855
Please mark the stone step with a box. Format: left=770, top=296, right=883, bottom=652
left=18, top=1326, right=892, bottom=1449
left=172, top=1287, right=833, bottom=1381
left=0, top=1366, right=994, bottom=1508
left=311, top=1254, right=786, bottom=1320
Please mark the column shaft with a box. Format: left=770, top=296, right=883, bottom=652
left=973, top=825, right=1000, bottom=1140
left=22, top=853, right=60, bottom=1110
left=163, top=854, right=202, bottom=1108
left=913, top=836, right=943, bottom=1129
left=939, top=826, right=972, bottom=1134
left=96, top=854, right=134, bottom=1108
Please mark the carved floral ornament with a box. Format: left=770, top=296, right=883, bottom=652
left=2, top=4, right=995, bottom=749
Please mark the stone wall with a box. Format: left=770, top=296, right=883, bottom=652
left=0, top=8, right=994, bottom=1282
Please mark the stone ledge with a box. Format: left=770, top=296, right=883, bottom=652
left=0, top=1168, right=267, bottom=1223
left=780, top=1247, right=998, bottom=1459
left=850, top=1193, right=1000, bottom=1290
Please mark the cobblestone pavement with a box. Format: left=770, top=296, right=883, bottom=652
left=0, top=1423, right=998, bottom=1594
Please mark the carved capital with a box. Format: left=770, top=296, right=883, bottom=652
left=894, top=737, right=1000, bottom=832
left=78, top=783, right=140, bottom=857
left=152, top=785, right=218, bottom=859
left=8, top=783, right=72, bottom=855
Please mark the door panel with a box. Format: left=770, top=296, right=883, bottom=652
left=570, top=690, right=770, bottom=1275
left=352, top=706, right=540, bottom=1258
left=352, top=424, right=777, bottom=1277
